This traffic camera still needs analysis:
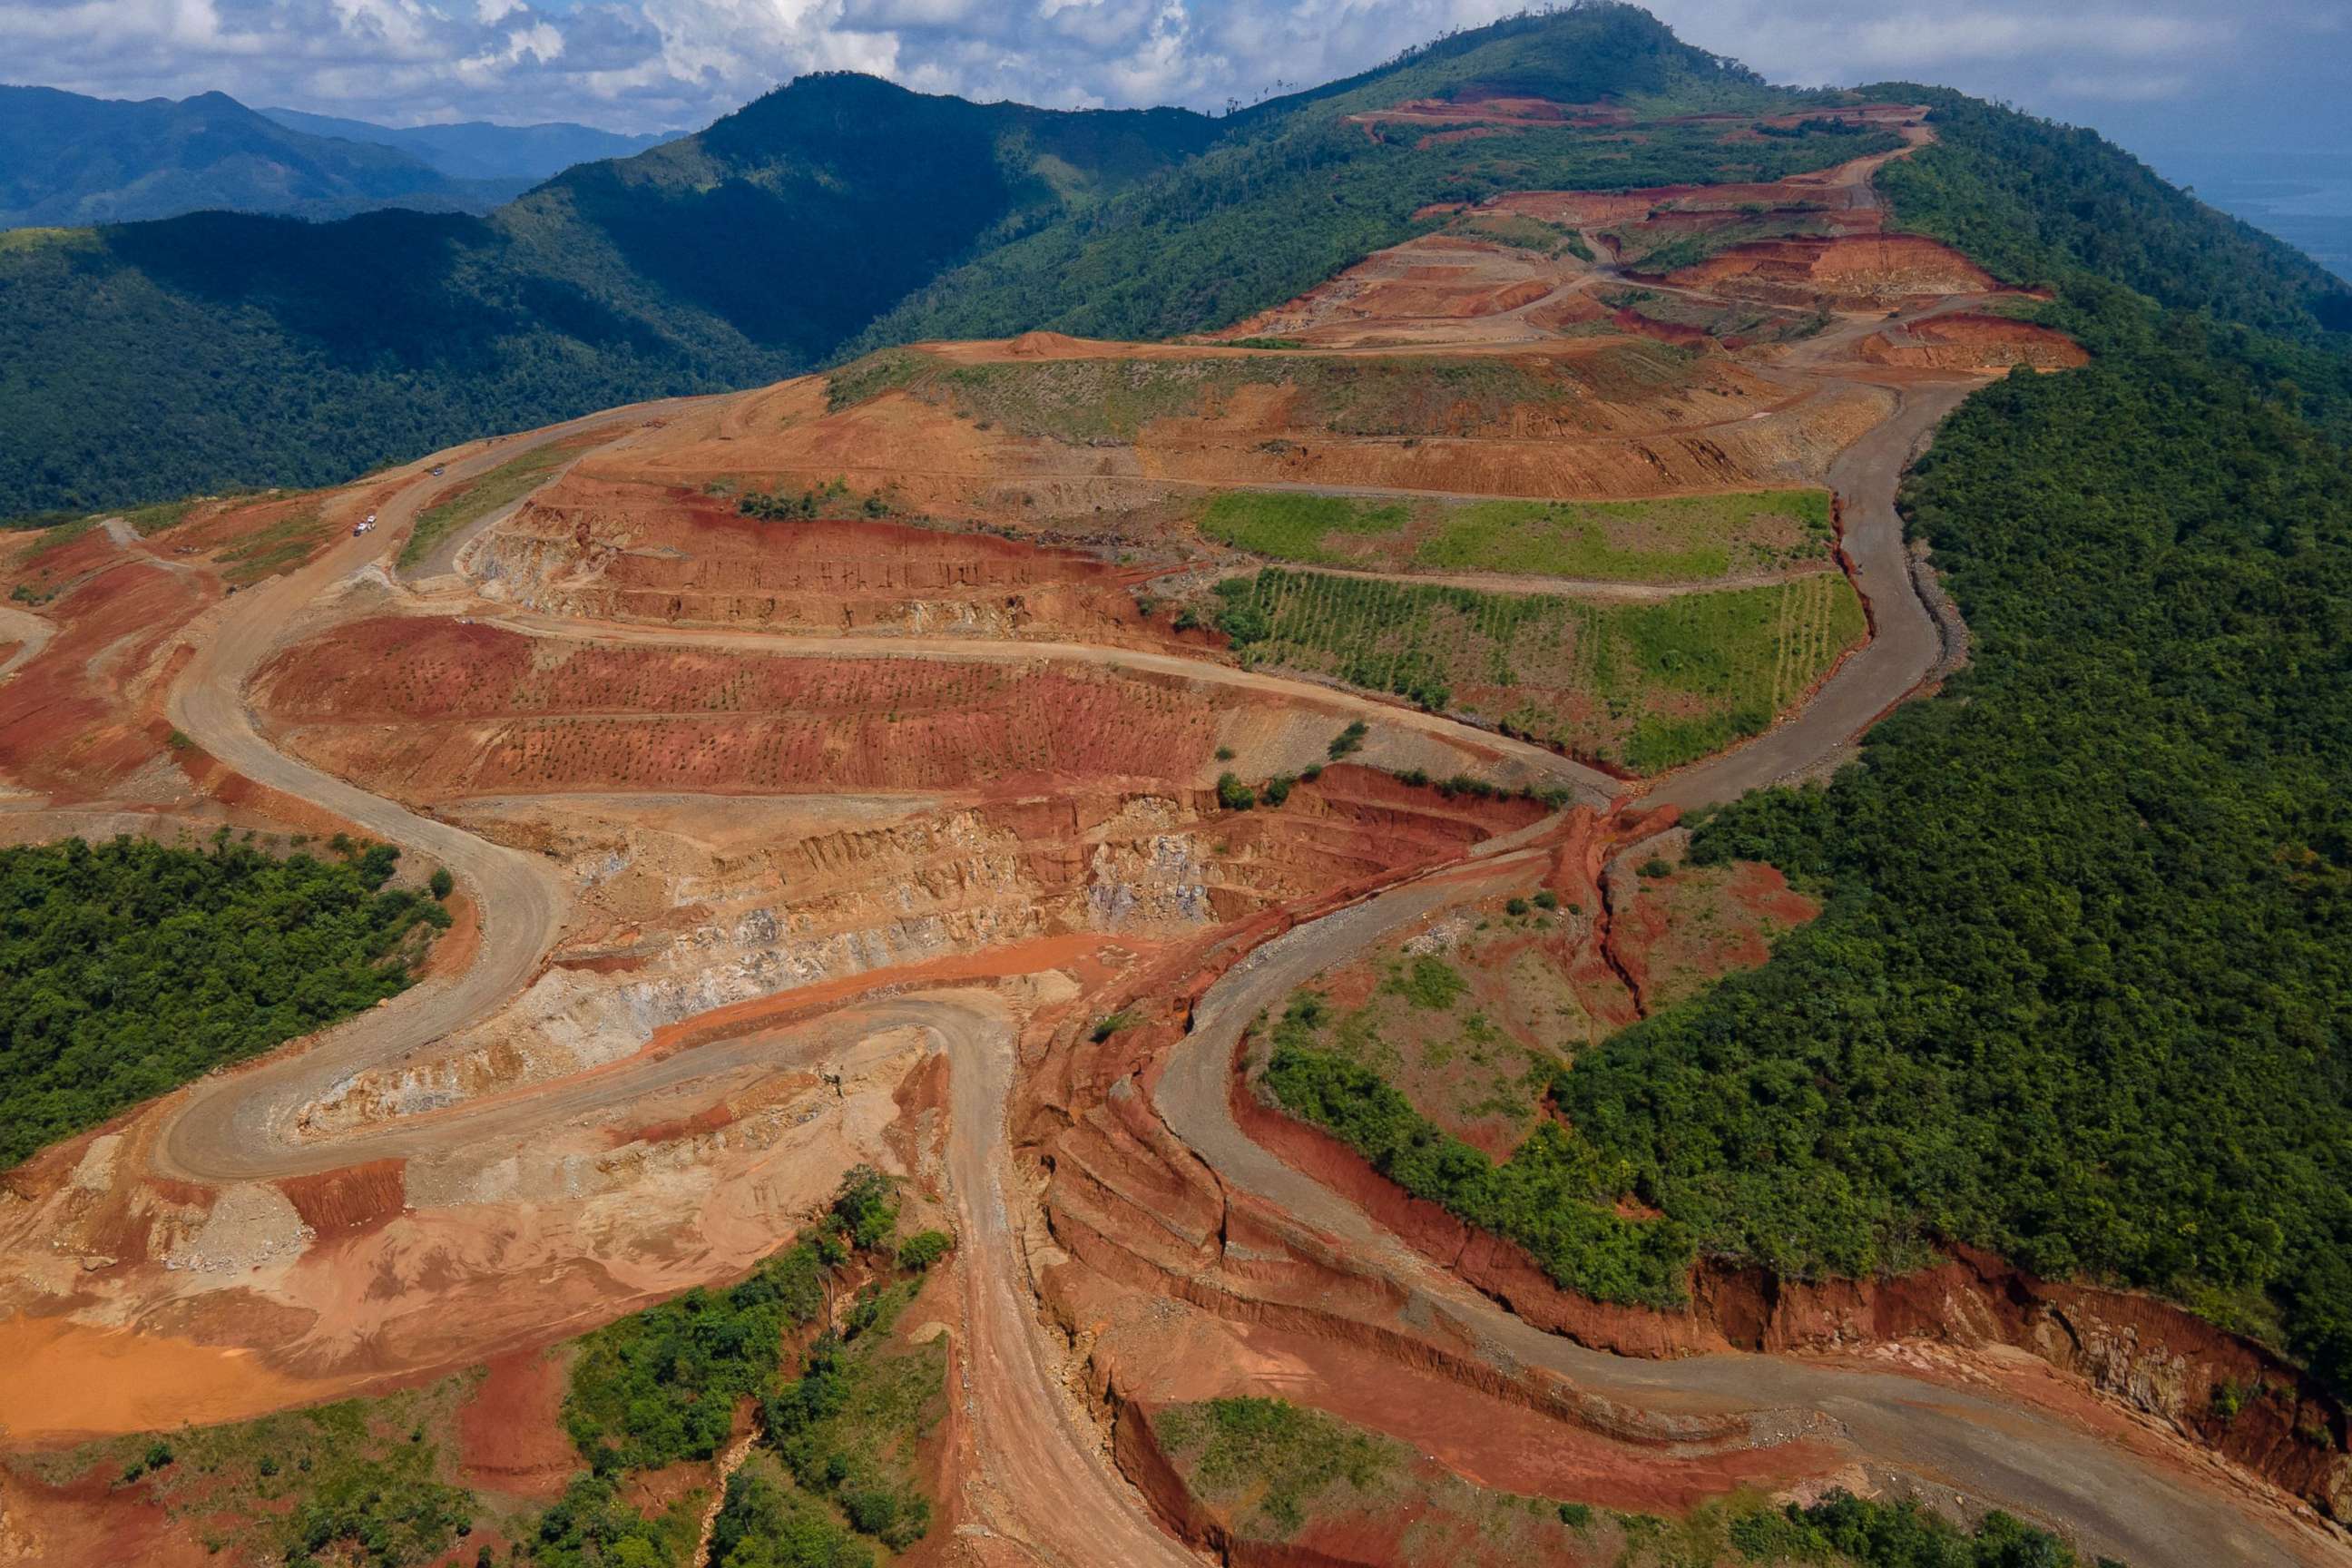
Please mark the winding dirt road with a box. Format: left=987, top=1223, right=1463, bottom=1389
left=0, top=603, right=55, bottom=682
left=112, top=138, right=2320, bottom=1560
left=1151, top=854, right=2324, bottom=1567
left=153, top=405, right=693, bottom=1184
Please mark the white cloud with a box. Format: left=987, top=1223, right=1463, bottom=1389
left=0, top=0, right=2336, bottom=146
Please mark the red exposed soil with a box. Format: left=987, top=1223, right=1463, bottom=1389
left=1860, top=311, right=2090, bottom=370
left=257, top=617, right=1244, bottom=797
left=0, top=1461, right=213, bottom=1568
left=1606, top=858, right=1820, bottom=1014
left=1233, top=1077, right=2352, bottom=1520
left=0, top=548, right=209, bottom=799
left=486, top=480, right=1170, bottom=644
left=277, top=1158, right=407, bottom=1239
left=456, top=1348, right=578, bottom=1500
left=1664, top=234, right=1996, bottom=305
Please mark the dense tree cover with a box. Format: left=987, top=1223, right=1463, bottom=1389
left=524, top=1473, right=701, bottom=1568
left=1543, top=288, right=2352, bottom=1392
left=1262, top=993, right=1691, bottom=1307
left=1732, top=1491, right=2108, bottom=1567
left=862, top=7, right=1883, bottom=350
left=562, top=1235, right=830, bottom=1470
left=1872, top=87, right=2352, bottom=340
left=0, top=833, right=446, bottom=1166
left=554, top=1168, right=942, bottom=1563
left=0, top=75, right=1216, bottom=519
left=760, top=1277, right=942, bottom=1550
left=709, top=1467, right=873, bottom=1568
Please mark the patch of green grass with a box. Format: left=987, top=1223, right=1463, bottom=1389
left=1461, top=212, right=1581, bottom=257
left=12, top=514, right=100, bottom=565
left=1416, top=490, right=1832, bottom=582
left=54, top=1376, right=479, bottom=1568
left=1153, top=1398, right=1396, bottom=1539
left=1200, top=491, right=1409, bottom=564
left=398, top=445, right=571, bottom=570
left=824, top=348, right=929, bottom=413
left=218, top=506, right=327, bottom=584
left=122, top=498, right=195, bottom=536
left=1210, top=566, right=1863, bottom=772
left=1389, top=955, right=1467, bottom=1011
left=762, top=1278, right=947, bottom=1552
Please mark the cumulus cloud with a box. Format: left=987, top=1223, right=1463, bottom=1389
left=0, top=0, right=2337, bottom=149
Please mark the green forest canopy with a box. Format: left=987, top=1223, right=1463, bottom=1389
left=0, top=833, right=447, bottom=1166
left=0, top=5, right=1878, bottom=523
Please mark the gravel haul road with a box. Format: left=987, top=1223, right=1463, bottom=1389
left=110, top=142, right=2325, bottom=1561
left=1152, top=854, right=2319, bottom=1568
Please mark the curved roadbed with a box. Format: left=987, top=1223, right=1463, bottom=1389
left=119, top=283, right=2324, bottom=1563
left=0, top=603, right=55, bottom=683
left=1152, top=856, right=2318, bottom=1568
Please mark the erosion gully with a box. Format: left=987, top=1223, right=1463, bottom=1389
left=127, top=289, right=2335, bottom=1567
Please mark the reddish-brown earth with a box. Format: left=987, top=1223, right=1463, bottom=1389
left=3, top=123, right=2340, bottom=1568
left=1860, top=311, right=2092, bottom=370
left=457, top=1348, right=577, bottom=1500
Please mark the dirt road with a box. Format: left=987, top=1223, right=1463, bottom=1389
left=153, top=401, right=695, bottom=1185
left=0, top=604, right=53, bottom=682
left=1644, top=372, right=1972, bottom=808
left=110, top=118, right=2298, bottom=1563
left=132, top=403, right=1207, bottom=1567
left=939, top=993, right=1205, bottom=1567
left=1150, top=856, right=2333, bottom=1567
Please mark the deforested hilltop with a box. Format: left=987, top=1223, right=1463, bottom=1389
left=2, top=2, right=2346, bottom=519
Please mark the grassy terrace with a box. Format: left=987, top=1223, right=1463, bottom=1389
left=1212, top=565, right=1863, bottom=772
left=398, top=443, right=572, bottom=570
left=1199, top=487, right=1836, bottom=583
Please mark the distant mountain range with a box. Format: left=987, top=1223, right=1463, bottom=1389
left=1, top=9, right=2344, bottom=522
left=0, top=84, right=679, bottom=229
left=257, top=107, right=669, bottom=183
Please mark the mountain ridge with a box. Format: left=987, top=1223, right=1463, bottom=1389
left=0, top=84, right=529, bottom=226
left=2, top=4, right=2346, bottom=521
left=257, top=106, right=671, bottom=182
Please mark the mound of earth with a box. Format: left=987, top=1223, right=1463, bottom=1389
left=1859, top=311, right=2090, bottom=370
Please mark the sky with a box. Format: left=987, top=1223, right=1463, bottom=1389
left=1, top=0, right=2345, bottom=172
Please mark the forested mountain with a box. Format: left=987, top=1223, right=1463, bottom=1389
left=860, top=5, right=1799, bottom=348
left=0, top=85, right=521, bottom=227
left=259, top=107, right=671, bottom=182
left=4, top=3, right=2347, bottom=526
left=0, top=74, right=1221, bottom=518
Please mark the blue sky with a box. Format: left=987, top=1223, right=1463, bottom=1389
left=0, top=0, right=2343, bottom=181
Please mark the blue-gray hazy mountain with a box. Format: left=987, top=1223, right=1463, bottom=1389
left=1, top=5, right=2343, bottom=524
left=259, top=106, right=671, bottom=182
left=0, top=84, right=526, bottom=226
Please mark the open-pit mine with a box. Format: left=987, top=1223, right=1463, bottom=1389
left=0, top=104, right=2343, bottom=1568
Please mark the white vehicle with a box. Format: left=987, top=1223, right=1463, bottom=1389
left=352, top=517, right=376, bottom=536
